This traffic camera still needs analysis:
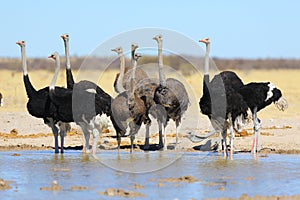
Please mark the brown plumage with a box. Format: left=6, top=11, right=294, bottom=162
left=111, top=52, right=149, bottom=152
left=113, top=44, right=148, bottom=93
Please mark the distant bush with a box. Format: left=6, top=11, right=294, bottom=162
left=1, top=56, right=299, bottom=73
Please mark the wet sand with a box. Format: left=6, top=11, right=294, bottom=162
left=0, top=111, right=300, bottom=154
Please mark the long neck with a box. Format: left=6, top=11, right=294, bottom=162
left=203, top=42, right=210, bottom=94
left=204, top=42, right=210, bottom=75
left=116, top=52, right=126, bottom=93
left=50, top=57, right=60, bottom=91
left=131, top=48, right=135, bottom=68
left=21, top=45, right=37, bottom=97
left=157, top=42, right=166, bottom=86
left=21, top=45, right=28, bottom=76
left=128, top=59, right=137, bottom=102
left=64, top=38, right=74, bottom=89
left=131, top=59, right=137, bottom=92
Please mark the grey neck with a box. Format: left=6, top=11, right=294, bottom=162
left=64, top=39, right=71, bottom=70
left=50, top=55, right=60, bottom=91
left=204, top=42, right=210, bottom=75
left=157, top=42, right=166, bottom=86
left=130, top=48, right=136, bottom=68
left=128, top=58, right=137, bottom=101
left=21, top=45, right=28, bottom=76
left=116, top=52, right=126, bottom=93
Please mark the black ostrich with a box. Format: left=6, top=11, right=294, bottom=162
left=111, top=52, right=149, bottom=152
left=153, top=34, right=190, bottom=150
left=16, top=40, right=70, bottom=154
left=238, top=82, right=288, bottom=153
left=113, top=44, right=148, bottom=93
left=198, top=37, right=249, bottom=159
left=60, top=34, right=124, bottom=154
left=48, top=52, right=120, bottom=157
left=191, top=38, right=288, bottom=156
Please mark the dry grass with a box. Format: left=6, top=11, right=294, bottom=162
left=0, top=69, right=299, bottom=120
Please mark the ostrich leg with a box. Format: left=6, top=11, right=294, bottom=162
left=163, top=125, right=167, bottom=151
left=79, top=123, right=90, bottom=153
left=92, top=127, right=99, bottom=158
left=257, top=118, right=262, bottom=152
left=158, top=120, right=164, bottom=149
left=129, top=122, right=137, bottom=153
left=175, top=119, right=180, bottom=145
left=228, top=113, right=235, bottom=160
left=51, top=125, right=59, bottom=154
left=144, top=124, right=150, bottom=150
left=58, top=122, right=68, bottom=154
left=251, top=107, right=262, bottom=154
left=221, top=128, right=228, bottom=158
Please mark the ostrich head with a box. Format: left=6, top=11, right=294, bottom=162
left=199, top=37, right=210, bottom=44
left=111, top=47, right=123, bottom=55
left=275, top=97, right=288, bottom=111
left=16, top=40, right=25, bottom=47
left=153, top=34, right=163, bottom=43
left=61, top=33, right=69, bottom=41
left=266, top=83, right=288, bottom=111
left=154, top=86, right=176, bottom=108
left=134, top=53, right=142, bottom=60
left=131, top=43, right=139, bottom=51
left=48, top=52, right=59, bottom=60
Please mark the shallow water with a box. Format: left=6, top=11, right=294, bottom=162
left=1, top=150, right=300, bottom=199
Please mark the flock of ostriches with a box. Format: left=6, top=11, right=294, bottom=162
left=12, top=34, right=288, bottom=160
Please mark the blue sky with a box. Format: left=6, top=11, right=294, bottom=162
left=2, top=0, right=300, bottom=58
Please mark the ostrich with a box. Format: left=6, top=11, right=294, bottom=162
left=238, top=82, right=288, bottom=153
left=153, top=34, right=190, bottom=150
left=60, top=35, right=124, bottom=154
left=197, top=37, right=249, bottom=159
left=190, top=37, right=288, bottom=157
left=111, top=52, right=149, bottom=152
left=112, top=47, right=158, bottom=150
left=16, top=40, right=69, bottom=154
left=61, top=33, right=74, bottom=89
left=113, top=44, right=148, bottom=93
left=48, top=52, right=122, bottom=157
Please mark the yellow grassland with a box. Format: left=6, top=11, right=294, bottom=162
left=0, top=69, right=299, bottom=119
